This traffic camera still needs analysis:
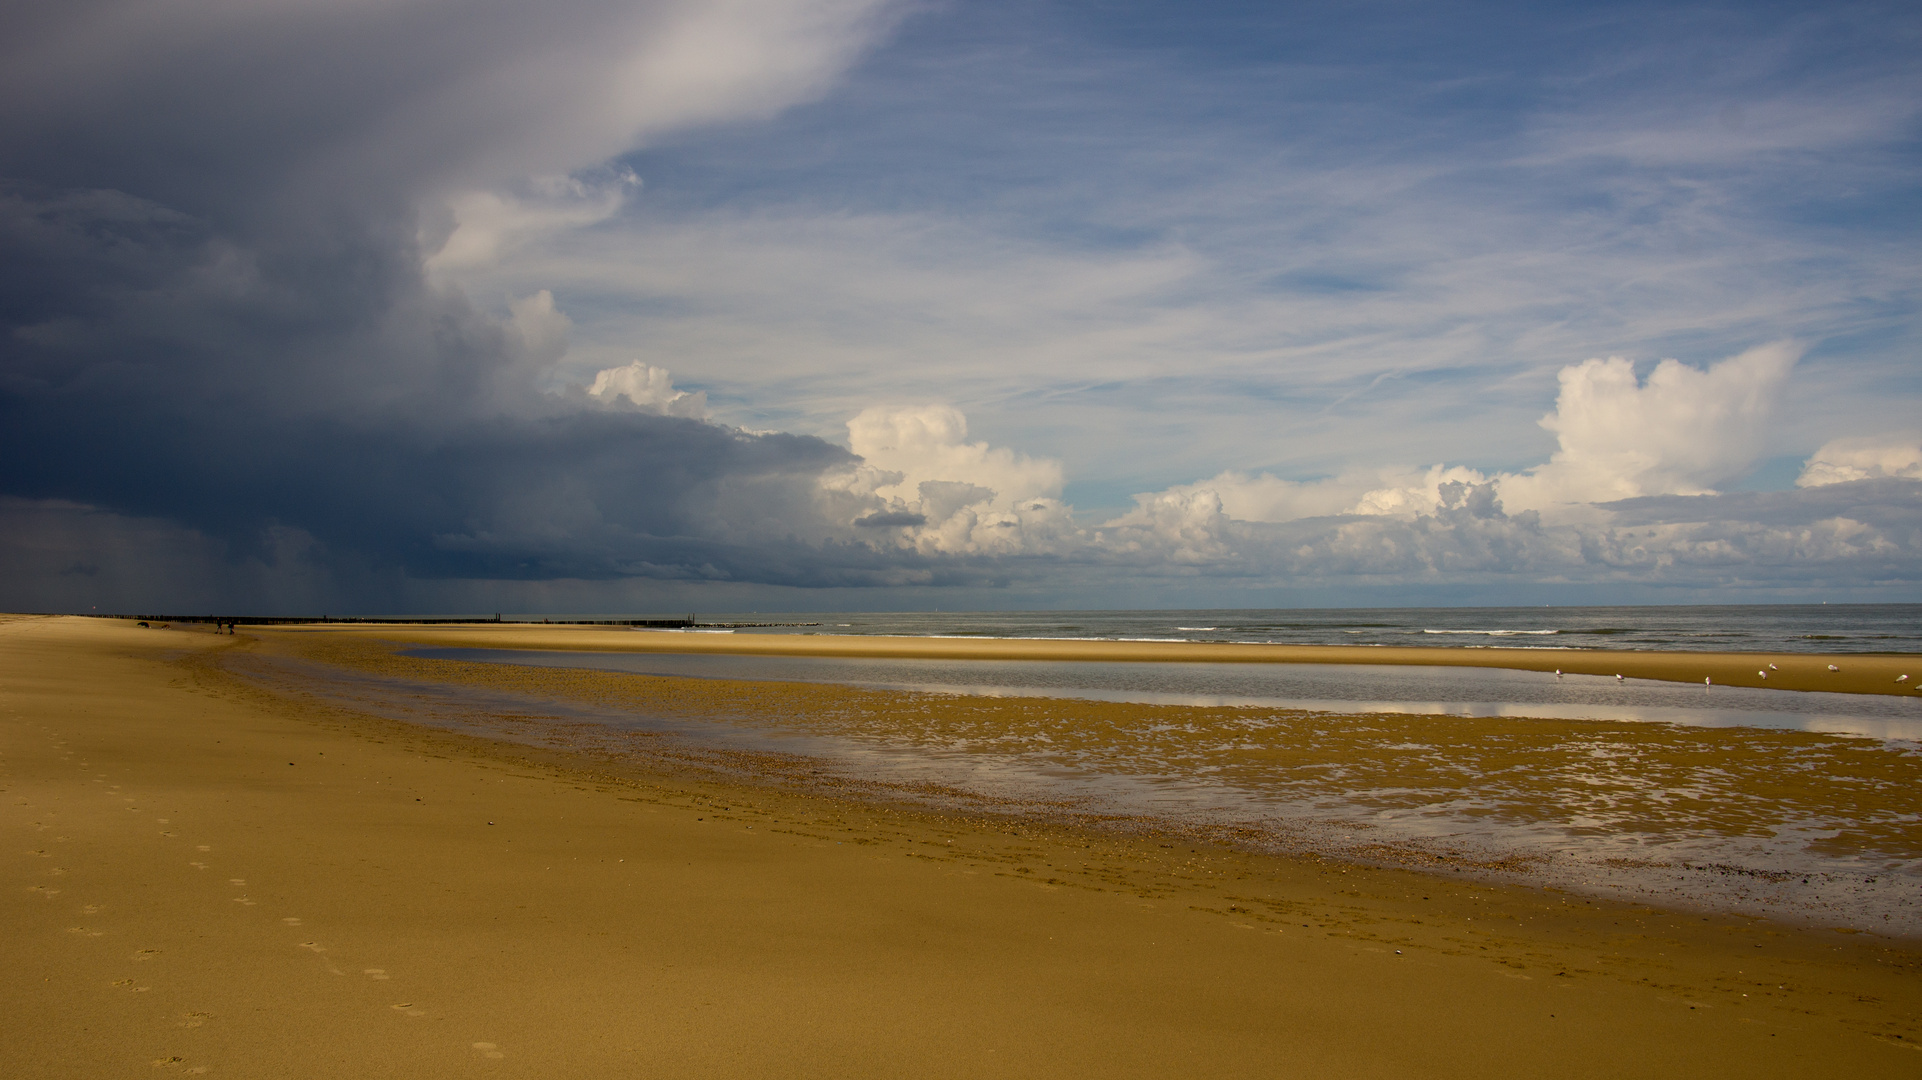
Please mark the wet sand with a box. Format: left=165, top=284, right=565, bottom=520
left=242, top=631, right=1922, bottom=933
left=300, top=621, right=1922, bottom=697
left=5, top=615, right=1921, bottom=1077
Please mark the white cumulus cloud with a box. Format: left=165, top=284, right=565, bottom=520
left=1127, top=470, right=1363, bottom=525
left=1497, top=342, right=1800, bottom=511
left=1110, top=344, right=1802, bottom=532
left=1797, top=433, right=1922, bottom=487
left=1350, top=465, right=1501, bottom=518
left=826, top=404, right=1075, bottom=554
left=588, top=361, right=708, bottom=418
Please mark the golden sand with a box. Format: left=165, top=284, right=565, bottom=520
left=4, top=616, right=1920, bottom=1077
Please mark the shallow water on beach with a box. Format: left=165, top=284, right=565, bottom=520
left=409, top=648, right=1922, bottom=741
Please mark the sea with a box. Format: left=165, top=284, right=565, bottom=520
left=689, top=603, right=1922, bottom=655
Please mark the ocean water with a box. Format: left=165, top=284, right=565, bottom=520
left=673, top=604, right=1922, bottom=655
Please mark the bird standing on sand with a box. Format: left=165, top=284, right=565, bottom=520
left=1615, top=674, right=1624, bottom=682
left=1829, top=664, right=1840, bottom=672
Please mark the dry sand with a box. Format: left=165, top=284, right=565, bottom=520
left=4, top=615, right=1921, bottom=1077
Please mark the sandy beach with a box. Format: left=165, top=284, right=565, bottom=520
left=5, top=616, right=1921, bottom=1077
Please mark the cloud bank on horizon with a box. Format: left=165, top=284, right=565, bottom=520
left=1, top=0, right=1918, bottom=612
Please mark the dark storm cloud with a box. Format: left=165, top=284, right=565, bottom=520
left=0, top=1, right=905, bottom=601
left=0, top=181, right=917, bottom=588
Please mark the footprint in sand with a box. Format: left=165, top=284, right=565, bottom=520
left=83, top=905, right=102, bottom=914
left=67, top=926, right=103, bottom=937
left=196, top=846, right=211, bottom=853
left=283, top=917, right=302, bottom=926
left=188, top=862, right=208, bottom=870
left=233, top=897, right=256, bottom=906
left=179, top=1011, right=213, bottom=1029
left=472, top=1042, right=506, bottom=1059
left=391, top=1003, right=427, bottom=1017
left=363, top=968, right=391, bottom=980
left=229, top=879, right=245, bottom=886
left=298, top=942, right=344, bottom=975
left=134, top=948, right=162, bottom=961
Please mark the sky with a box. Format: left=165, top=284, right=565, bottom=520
left=2, top=0, right=1919, bottom=614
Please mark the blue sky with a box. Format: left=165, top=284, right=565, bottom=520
left=480, top=0, right=1920, bottom=501
left=1, top=0, right=1918, bottom=611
